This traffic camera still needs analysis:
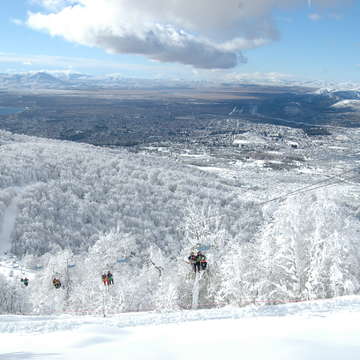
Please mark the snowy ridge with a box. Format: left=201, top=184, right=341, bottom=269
left=3, top=70, right=360, bottom=91
left=331, top=99, right=360, bottom=110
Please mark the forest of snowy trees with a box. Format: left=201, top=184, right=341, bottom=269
left=1, top=130, right=360, bottom=314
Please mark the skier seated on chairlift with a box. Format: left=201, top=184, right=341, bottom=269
left=52, top=278, right=61, bottom=289
left=198, top=251, right=207, bottom=270
left=107, top=271, right=114, bottom=285
left=188, top=251, right=198, bottom=273
left=102, top=272, right=114, bottom=286
left=188, top=251, right=207, bottom=273
left=20, top=277, right=29, bottom=287
left=101, top=274, right=108, bottom=286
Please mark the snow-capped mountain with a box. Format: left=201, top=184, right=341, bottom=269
left=0, top=71, right=194, bottom=90
left=0, top=72, right=68, bottom=89
left=2, top=70, right=360, bottom=94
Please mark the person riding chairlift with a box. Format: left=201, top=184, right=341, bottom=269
left=102, top=272, right=114, bottom=286
left=53, top=278, right=61, bottom=289
left=188, top=251, right=199, bottom=273
left=188, top=251, right=207, bottom=273
left=20, top=278, right=29, bottom=287
left=107, top=271, right=114, bottom=285
left=101, top=274, right=108, bottom=286
left=198, top=251, right=207, bottom=270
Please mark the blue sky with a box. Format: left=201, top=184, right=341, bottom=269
left=0, top=0, right=359, bottom=82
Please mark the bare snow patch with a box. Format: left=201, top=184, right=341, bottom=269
left=331, top=100, right=360, bottom=110
left=233, top=132, right=266, bottom=146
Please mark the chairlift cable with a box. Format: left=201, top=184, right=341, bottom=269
left=259, top=166, right=360, bottom=206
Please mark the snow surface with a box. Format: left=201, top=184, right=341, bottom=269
left=0, top=188, right=24, bottom=255
left=233, top=133, right=266, bottom=146
left=331, top=99, right=360, bottom=110
left=0, top=255, right=34, bottom=280
left=1, top=296, right=360, bottom=360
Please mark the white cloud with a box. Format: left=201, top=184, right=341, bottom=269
left=328, top=13, right=343, bottom=20
left=308, top=13, right=322, bottom=20
left=27, top=0, right=350, bottom=69
left=30, top=0, right=77, bottom=11
left=0, top=52, right=159, bottom=73
left=11, top=18, right=24, bottom=26
left=308, top=10, right=345, bottom=21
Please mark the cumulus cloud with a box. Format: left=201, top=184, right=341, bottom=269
left=27, top=0, right=350, bottom=69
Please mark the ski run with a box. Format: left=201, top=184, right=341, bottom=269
left=0, top=295, right=360, bottom=360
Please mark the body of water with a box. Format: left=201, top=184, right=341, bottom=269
left=0, top=107, right=23, bottom=115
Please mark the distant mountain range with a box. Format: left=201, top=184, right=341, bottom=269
left=1, top=70, right=360, bottom=93
left=0, top=71, right=203, bottom=90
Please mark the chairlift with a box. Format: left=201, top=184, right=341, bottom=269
left=187, top=245, right=209, bottom=274
left=32, top=265, right=43, bottom=271
left=116, top=257, right=129, bottom=264
left=117, top=252, right=136, bottom=264
left=52, top=278, right=62, bottom=289
left=51, top=267, right=62, bottom=289
left=101, top=271, right=114, bottom=286
left=20, top=277, right=29, bottom=287
left=192, top=243, right=210, bottom=252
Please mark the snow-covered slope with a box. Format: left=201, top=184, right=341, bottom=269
left=0, top=130, right=259, bottom=258
left=331, top=99, right=360, bottom=111
left=1, top=126, right=360, bottom=314
left=1, top=296, right=360, bottom=360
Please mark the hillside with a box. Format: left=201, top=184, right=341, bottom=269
left=0, top=130, right=260, bottom=256
left=0, top=128, right=360, bottom=313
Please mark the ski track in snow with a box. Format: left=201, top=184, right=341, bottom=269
left=0, top=188, right=24, bottom=255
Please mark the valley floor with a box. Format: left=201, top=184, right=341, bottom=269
left=1, top=296, right=360, bottom=360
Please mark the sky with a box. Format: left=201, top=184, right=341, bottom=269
left=0, top=0, right=359, bottom=82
